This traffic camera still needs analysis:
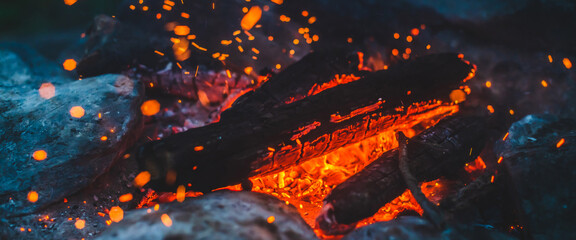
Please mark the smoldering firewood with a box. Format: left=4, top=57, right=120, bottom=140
left=316, top=114, right=489, bottom=235
left=136, top=54, right=474, bottom=193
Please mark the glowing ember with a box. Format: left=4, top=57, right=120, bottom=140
left=27, top=191, right=39, bottom=203
left=541, top=80, right=549, bottom=87
left=32, top=150, right=47, bottom=161
left=109, top=206, right=124, bottom=222
left=411, top=28, right=420, bottom=36
left=115, top=194, right=132, bottom=204
left=548, top=55, right=553, bottom=63
left=39, top=83, right=56, bottom=99
left=393, top=33, right=400, bottom=39
left=487, top=105, right=495, bottom=114
left=134, top=171, right=151, bottom=187
left=485, top=81, right=492, bottom=88
left=194, top=146, right=204, bottom=151
left=62, top=59, right=77, bottom=71
left=69, top=106, right=85, bottom=118
left=241, top=6, right=262, bottom=31
left=557, top=138, right=565, bottom=148
left=267, top=216, right=275, bottom=223
left=141, top=100, right=161, bottom=116
left=100, top=136, right=108, bottom=141
left=74, top=219, right=85, bottom=229
left=271, top=0, right=283, bottom=4
left=161, top=214, right=173, bottom=227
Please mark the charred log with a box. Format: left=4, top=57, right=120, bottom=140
left=316, top=114, right=489, bottom=235
left=136, top=54, right=474, bottom=193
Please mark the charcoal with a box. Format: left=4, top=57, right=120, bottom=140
left=0, top=46, right=144, bottom=218
left=494, top=115, right=576, bottom=239
left=95, top=190, right=318, bottom=240
left=341, top=216, right=515, bottom=240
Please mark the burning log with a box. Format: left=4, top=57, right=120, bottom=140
left=316, top=114, right=489, bottom=235
left=136, top=53, right=474, bottom=193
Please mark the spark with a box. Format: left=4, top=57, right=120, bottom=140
left=485, top=81, right=492, bottom=88
left=557, top=138, right=565, bottom=148
left=308, top=16, right=316, bottom=24
left=191, top=42, right=207, bottom=51
left=174, top=25, right=190, bottom=35
left=302, top=11, right=309, bottom=17
left=75, top=219, right=85, bottom=229
left=119, top=193, right=133, bottom=202
left=64, top=0, right=78, bottom=6
left=109, top=206, right=124, bottom=222
left=194, top=146, right=204, bottom=151
left=487, top=105, right=495, bottom=114
left=62, top=59, right=77, bottom=71
left=271, top=0, right=283, bottom=4
left=39, top=83, right=56, bottom=99
left=176, top=185, right=186, bottom=202
left=406, top=36, right=413, bottom=42
left=181, top=12, right=189, bottom=18
left=503, top=132, right=509, bottom=141
left=100, top=136, right=108, bottom=141
left=563, top=58, right=572, bottom=69
left=161, top=214, right=173, bottom=227
left=134, top=171, right=151, bottom=187
left=33, top=150, right=47, bottom=161
left=541, top=80, right=548, bottom=87
left=69, top=106, right=85, bottom=118
left=141, top=100, right=161, bottom=116
left=548, top=55, right=553, bottom=63
left=244, top=66, right=253, bottom=75
left=267, top=216, right=275, bottom=223
left=391, top=49, right=399, bottom=56
left=411, top=28, right=420, bottom=36
left=154, top=50, right=165, bottom=56
left=241, top=6, right=262, bottom=30
left=28, top=191, right=39, bottom=203
left=426, top=44, right=431, bottom=49
left=497, top=156, right=503, bottom=164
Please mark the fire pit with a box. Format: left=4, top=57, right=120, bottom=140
left=1, top=0, right=575, bottom=239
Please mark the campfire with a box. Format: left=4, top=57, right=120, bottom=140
left=1, top=0, right=575, bottom=239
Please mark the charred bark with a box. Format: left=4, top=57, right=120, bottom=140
left=136, top=53, right=474, bottom=193
left=316, top=114, right=489, bottom=235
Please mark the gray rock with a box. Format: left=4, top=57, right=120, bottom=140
left=96, top=190, right=318, bottom=240
left=495, top=115, right=576, bottom=239
left=0, top=46, right=143, bottom=218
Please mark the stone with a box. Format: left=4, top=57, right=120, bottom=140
left=95, top=190, right=318, bottom=240
left=0, top=45, right=143, bottom=218
left=495, top=114, right=576, bottom=239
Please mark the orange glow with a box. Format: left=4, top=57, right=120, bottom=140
left=194, top=146, right=204, bottom=151
left=156, top=13, right=162, bottom=19
left=312, top=35, right=319, bottom=41
left=191, top=42, right=207, bottom=51
left=155, top=50, right=165, bottom=56
left=391, top=49, right=399, bottom=56
left=62, top=59, right=77, bottom=71
left=293, top=39, right=300, bottom=45
left=411, top=28, right=420, bottom=36
left=449, top=89, right=466, bottom=103
left=491, top=175, right=495, bottom=183
left=64, top=0, right=78, bottom=6
left=267, top=216, right=275, bottom=223
left=176, top=185, right=186, bottom=202
left=69, top=106, right=85, bottom=118
left=497, top=156, right=503, bottom=164
left=134, top=171, right=151, bottom=187
left=557, top=138, right=565, bottom=148
left=509, top=109, right=515, bottom=115
left=181, top=12, right=189, bottom=18
left=308, top=16, right=317, bottom=24
left=241, top=6, right=262, bottom=30
left=541, top=80, right=548, bottom=87
left=465, top=157, right=486, bottom=172
left=109, top=206, right=124, bottom=222
left=39, top=83, right=56, bottom=99
left=302, top=11, right=309, bottom=17
left=268, top=36, right=274, bottom=41
left=426, top=44, right=431, bottom=50
left=487, top=105, right=495, bottom=114
left=75, top=219, right=85, bottom=229
left=119, top=193, right=133, bottom=202
left=405, top=48, right=411, bottom=54
left=100, top=136, right=108, bottom=141
left=563, top=58, right=572, bottom=69
left=141, top=100, right=161, bottom=116
left=28, top=191, right=39, bottom=203
left=503, top=132, right=509, bottom=141
left=548, top=55, right=553, bottom=63
left=406, top=36, right=413, bottom=42
left=276, top=64, right=281, bottom=69
left=308, top=74, right=361, bottom=97
left=393, top=33, right=399, bottom=39
left=161, top=214, right=173, bottom=227
left=485, top=81, right=492, bottom=88
left=174, top=25, right=190, bottom=36
left=33, top=150, right=47, bottom=161
left=271, top=0, right=283, bottom=4
left=244, top=66, right=253, bottom=75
